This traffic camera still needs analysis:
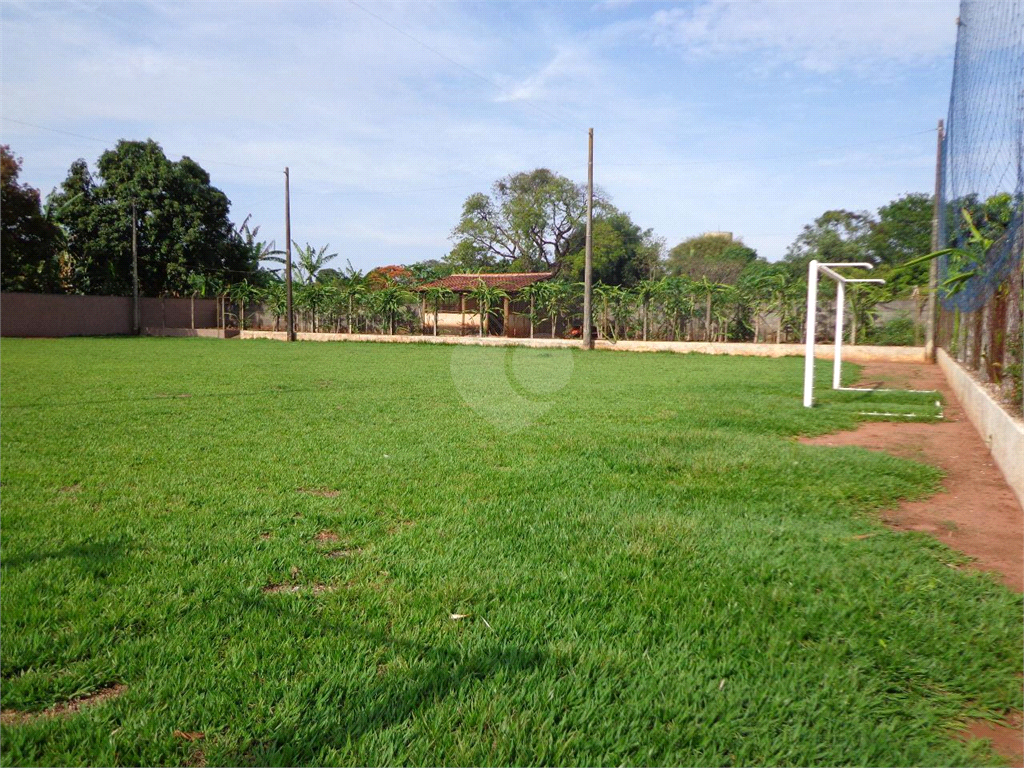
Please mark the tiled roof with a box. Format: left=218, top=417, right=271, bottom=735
left=417, top=272, right=554, bottom=293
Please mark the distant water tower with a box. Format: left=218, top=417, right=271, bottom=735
left=704, top=231, right=733, bottom=240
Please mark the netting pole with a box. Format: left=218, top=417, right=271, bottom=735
left=925, top=119, right=944, bottom=361
left=284, top=167, right=294, bottom=342
left=582, top=128, right=594, bottom=350
left=832, top=279, right=845, bottom=390
left=803, top=259, right=819, bottom=407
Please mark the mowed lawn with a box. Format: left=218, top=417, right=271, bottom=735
left=0, top=337, right=1020, bottom=767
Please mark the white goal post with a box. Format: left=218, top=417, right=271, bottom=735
left=802, top=260, right=885, bottom=408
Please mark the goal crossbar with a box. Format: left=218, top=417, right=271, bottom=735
left=802, top=260, right=885, bottom=408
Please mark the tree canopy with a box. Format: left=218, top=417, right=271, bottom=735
left=667, top=233, right=758, bottom=284
left=563, top=210, right=664, bottom=287
left=47, top=139, right=258, bottom=296
left=1, top=146, right=62, bottom=292
left=448, top=168, right=588, bottom=273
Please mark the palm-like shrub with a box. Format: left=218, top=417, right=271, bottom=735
left=422, top=285, right=456, bottom=336
left=466, top=280, right=510, bottom=337
left=371, top=286, right=416, bottom=335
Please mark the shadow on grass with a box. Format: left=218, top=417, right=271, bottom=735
left=0, top=538, right=129, bottom=575
left=0, top=386, right=337, bottom=411
left=232, top=595, right=548, bottom=766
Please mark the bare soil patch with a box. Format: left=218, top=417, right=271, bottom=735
left=955, top=712, right=1024, bottom=766
left=262, top=582, right=339, bottom=595
left=314, top=530, right=340, bottom=543
left=803, top=361, right=1024, bottom=765
left=59, top=483, right=82, bottom=495
left=801, top=361, right=1023, bottom=592
left=0, top=683, right=126, bottom=726
left=325, top=548, right=361, bottom=559
left=298, top=487, right=341, bottom=498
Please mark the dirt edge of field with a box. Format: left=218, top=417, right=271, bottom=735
left=0, top=684, right=126, bottom=726
left=800, top=361, right=1023, bottom=765
left=800, top=360, right=1022, bottom=591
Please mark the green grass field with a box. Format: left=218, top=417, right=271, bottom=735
left=1, top=337, right=1020, bottom=767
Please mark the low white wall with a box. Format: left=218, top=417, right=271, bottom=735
left=238, top=329, right=926, bottom=362
left=937, top=349, right=1024, bottom=509
left=143, top=327, right=234, bottom=339
left=596, top=340, right=927, bottom=362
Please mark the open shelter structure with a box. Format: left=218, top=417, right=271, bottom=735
left=417, top=272, right=553, bottom=337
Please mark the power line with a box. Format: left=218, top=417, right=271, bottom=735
left=346, top=0, right=584, bottom=134
left=602, top=128, right=939, bottom=168
left=1, top=116, right=280, bottom=173
left=2, top=117, right=110, bottom=145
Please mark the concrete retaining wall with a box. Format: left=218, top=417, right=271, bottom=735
left=938, top=348, right=1024, bottom=509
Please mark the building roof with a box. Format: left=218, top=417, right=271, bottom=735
left=417, top=272, right=554, bottom=293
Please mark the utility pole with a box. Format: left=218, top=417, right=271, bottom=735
left=284, top=167, right=294, bottom=342
left=925, top=119, right=944, bottom=361
left=131, top=200, right=140, bottom=335
left=582, top=128, right=594, bottom=350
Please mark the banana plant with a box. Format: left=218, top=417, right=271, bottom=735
left=899, top=207, right=994, bottom=296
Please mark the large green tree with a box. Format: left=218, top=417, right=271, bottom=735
left=564, top=209, right=664, bottom=286
left=47, top=139, right=255, bottom=296
left=1, top=146, right=62, bottom=292
left=667, top=233, right=758, bottom=284
left=866, top=193, right=933, bottom=296
left=449, top=168, right=588, bottom=273
left=782, top=210, right=875, bottom=276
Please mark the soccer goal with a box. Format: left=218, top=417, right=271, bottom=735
left=802, top=260, right=885, bottom=408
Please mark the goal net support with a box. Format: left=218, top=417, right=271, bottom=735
left=802, top=260, right=885, bottom=408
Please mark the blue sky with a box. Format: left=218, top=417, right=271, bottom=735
left=2, top=0, right=958, bottom=272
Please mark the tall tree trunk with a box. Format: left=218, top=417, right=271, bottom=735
left=434, top=306, right=439, bottom=336
left=529, top=297, right=535, bottom=339
left=705, top=295, right=712, bottom=341
left=550, top=313, right=557, bottom=339
left=642, top=303, right=648, bottom=341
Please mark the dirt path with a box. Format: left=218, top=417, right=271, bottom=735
left=801, top=361, right=1023, bottom=766
left=801, top=361, right=1023, bottom=592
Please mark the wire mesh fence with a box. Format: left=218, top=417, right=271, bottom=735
left=936, top=0, right=1023, bottom=410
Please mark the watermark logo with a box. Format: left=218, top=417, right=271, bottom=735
left=450, top=344, right=575, bottom=431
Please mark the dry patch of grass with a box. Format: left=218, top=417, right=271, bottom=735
left=298, top=487, right=341, bottom=498
left=261, top=582, right=340, bottom=595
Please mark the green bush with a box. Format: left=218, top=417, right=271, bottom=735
left=865, top=315, right=919, bottom=346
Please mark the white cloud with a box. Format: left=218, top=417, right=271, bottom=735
left=645, top=0, right=958, bottom=74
